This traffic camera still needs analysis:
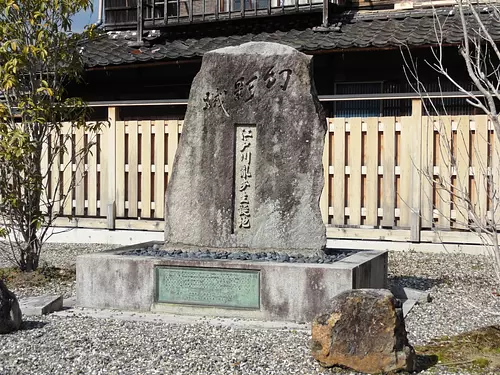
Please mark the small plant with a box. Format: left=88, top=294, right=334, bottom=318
left=472, top=357, right=491, bottom=369
left=0, top=0, right=103, bottom=271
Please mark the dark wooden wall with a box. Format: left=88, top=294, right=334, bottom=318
left=71, top=47, right=475, bottom=120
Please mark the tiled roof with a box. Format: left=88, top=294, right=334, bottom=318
left=82, top=7, right=500, bottom=68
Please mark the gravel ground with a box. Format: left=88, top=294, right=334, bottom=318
left=1, top=244, right=500, bottom=375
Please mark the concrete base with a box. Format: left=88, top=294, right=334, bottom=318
left=19, top=295, right=63, bottom=316
left=76, top=243, right=388, bottom=322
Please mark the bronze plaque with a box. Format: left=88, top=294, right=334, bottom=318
left=155, top=266, right=260, bottom=309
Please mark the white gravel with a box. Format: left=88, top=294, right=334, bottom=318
left=0, top=244, right=500, bottom=375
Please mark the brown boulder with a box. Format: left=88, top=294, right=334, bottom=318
left=311, top=289, right=415, bottom=374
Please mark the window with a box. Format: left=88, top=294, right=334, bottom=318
left=232, top=0, right=269, bottom=11
left=335, top=82, right=383, bottom=117
left=332, top=81, right=412, bottom=118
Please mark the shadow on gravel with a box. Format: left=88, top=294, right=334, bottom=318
left=414, top=353, right=439, bottom=372
left=388, top=276, right=444, bottom=291
left=21, top=320, right=48, bottom=330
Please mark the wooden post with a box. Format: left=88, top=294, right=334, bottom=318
left=107, top=107, right=119, bottom=230
left=410, top=99, right=422, bottom=242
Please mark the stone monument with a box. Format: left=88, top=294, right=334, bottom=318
left=165, top=42, right=326, bottom=251
left=76, top=42, right=388, bottom=322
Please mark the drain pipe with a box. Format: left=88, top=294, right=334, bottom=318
left=136, top=0, right=144, bottom=45
left=94, top=0, right=104, bottom=28
left=322, top=0, right=329, bottom=27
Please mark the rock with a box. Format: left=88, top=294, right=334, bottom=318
left=0, top=279, right=22, bottom=334
left=164, top=42, right=326, bottom=251
left=311, top=289, right=415, bottom=374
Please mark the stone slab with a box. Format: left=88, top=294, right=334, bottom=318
left=390, top=285, right=431, bottom=317
left=19, top=295, right=63, bottom=316
left=76, top=242, right=388, bottom=322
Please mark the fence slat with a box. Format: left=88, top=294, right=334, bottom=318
left=320, top=119, right=330, bottom=224
left=62, top=123, right=73, bottom=216
left=366, top=118, right=378, bottom=226
left=410, top=99, right=422, bottom=241
left=100, top=124, right=109, bottom=218
left=154, top=121, right=166, bottom=219
left=420, top=116, right=434, bottom=228
left=74, top=126, right=85, bottom=216
left=474, top=116, right=488, bottom=222
left=437, top=118, right=452, bottom=229
left=50, top=129, right=60, bottom=214
left=141, top=121, right=152, bottom=218
left=455, top=116, right=471, bottom=229
left=40, top=137, right=49, bottom=215
left=167, top=120, right=180, bottom=183
left=382, top=118, right=395, bottom=227
left=493, top=124, right=500, bottom=227
left=399, top=117, right=413, bottom=227
left=333, top=118, right=345, bottom=226
left=87, top=131, right=98, bottom=216
left=349, top=118, right=362, bottom=225
left=106, top=107, right=118, bottom=226
left=115, top=121, right=126, bottom=217
left=128, top=120, right=139, bottom=218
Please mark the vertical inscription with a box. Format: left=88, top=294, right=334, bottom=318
left=234, top=125, right=256, bottom=231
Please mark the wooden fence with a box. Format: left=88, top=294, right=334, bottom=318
left=51, top=99, right=498, bottom=244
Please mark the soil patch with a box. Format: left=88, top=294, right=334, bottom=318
left=0, top=265, right=75, bottom=289
left=416, top=325, right=500, bottom=373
